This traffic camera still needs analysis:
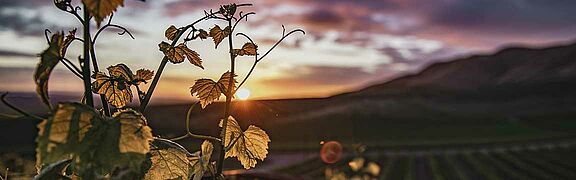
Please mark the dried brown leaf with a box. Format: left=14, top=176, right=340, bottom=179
left=233, top=42, right=258, bottom=57
left=82, top=0, right=125, bottom=27
left=176, top=43, right=203, bottom=69
left=159, top=41, right=183, bottom=64
left=197, top=29, right=209, bottom=40
left=34, top=30, right=76, bottom=108
left=165, top=25, right=179, bottom=41
left=133, top=69, right=154, bottom=84
left=209, top=25, right=231, bottom=48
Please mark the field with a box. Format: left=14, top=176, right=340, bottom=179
left=275, top=141, right=576, bottom=179
left=2, top=94, right=576, bottom=179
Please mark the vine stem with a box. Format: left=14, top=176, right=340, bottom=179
left=169, top=102, right=221, bottom=142
left=59, top=58, right=82, bottom=78
left=138, top=10, right=223, bottom=113
left=81, top=4, right=94, bottom=107
left=0, top=93, right=43, bottom=120
left=88, top=14, right=136, bottom=117
left=87, top=33, right=111, bottom=116
left=235, top=28, right=305, bottom=89
left=216, top=16, right=235, bottom=177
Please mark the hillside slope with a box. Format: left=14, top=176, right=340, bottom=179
left=145, top=42, right=576, bottom=149
left=350, top=43, right=576, bottom=97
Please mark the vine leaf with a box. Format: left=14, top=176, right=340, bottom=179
left=159, top=42, right=204, bottom=68
left=219, top=116, right=270, bottom=169
left=177, top=43, right=203, bottom=68
left=190, top=140, right=213, bottom=180
left=209, top=25, right=231, bottom=48
left=190, top=72, right=236, bottom=109
left=165, top=25, right=179, bottom=41
left=94, top=109, right=153, bottom=173
left=36, top=103, right=153, bottom=176
left=114, top=109, right=153, bottom=154
left=34, top=30, right=76, bottom=109
left=108, top=63, right=134, bottom=81
left=158, top=42, right=180, bottom=63
left=233, top=42, right=258, bottom=57
left=133, top=69, right=154, bottom=84
left=36, top=103, right=100, bottom=168
left=197, top=29, right=209, bottom=40
left=92, top=64, right=153, bottom=107
left=220, top=4, right=237, bottom=17
left=145, top=138, right=192, bottom=180
left=82, top=0, right=125, bottom=27
left=92, top=72, right=133, bottom=108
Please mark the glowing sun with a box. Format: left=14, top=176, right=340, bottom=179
left=235, top=88, right=251, bottom=100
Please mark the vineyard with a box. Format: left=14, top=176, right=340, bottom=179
left=1, top=1, right=576, bottom=178
left=276, top=137, right=576, bottom=179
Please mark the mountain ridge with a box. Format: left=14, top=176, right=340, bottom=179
left=343, top=42, right=576, bottom=98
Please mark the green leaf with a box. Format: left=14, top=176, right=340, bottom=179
left=82, top=0, right=125, bottom=27
left=34, top=30, right=76, bottom=109
left=144, top=138, right=192, bottom=180
left=219, top=116, right=270, bottom=169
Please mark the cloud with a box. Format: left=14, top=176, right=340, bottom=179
left=260, top=65, right=372, bottom=87
left=414, top=0, right=576, bottom=48
left=0, top=67, right=83, bottom=93
left=241, top=0, right=576, bottom=49
left=0, top=11, right=46, bottom=36
left=2, top=0, right=575, bottom=99
left=429, top=0, right=576, bottom=34
left=0, top=0, right=66, bottom=36
left=0, top=49, right=35, bottom=57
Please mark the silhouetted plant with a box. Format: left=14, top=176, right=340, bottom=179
left=2, top=0, right=303, bottom=179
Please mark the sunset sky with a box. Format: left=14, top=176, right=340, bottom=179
left=1, top=0, right=575, bottom=102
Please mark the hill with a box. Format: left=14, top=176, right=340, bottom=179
left=146, top=42, right=576, bottom=150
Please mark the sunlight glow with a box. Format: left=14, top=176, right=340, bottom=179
left=236, top=88, right=251, bottom=100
